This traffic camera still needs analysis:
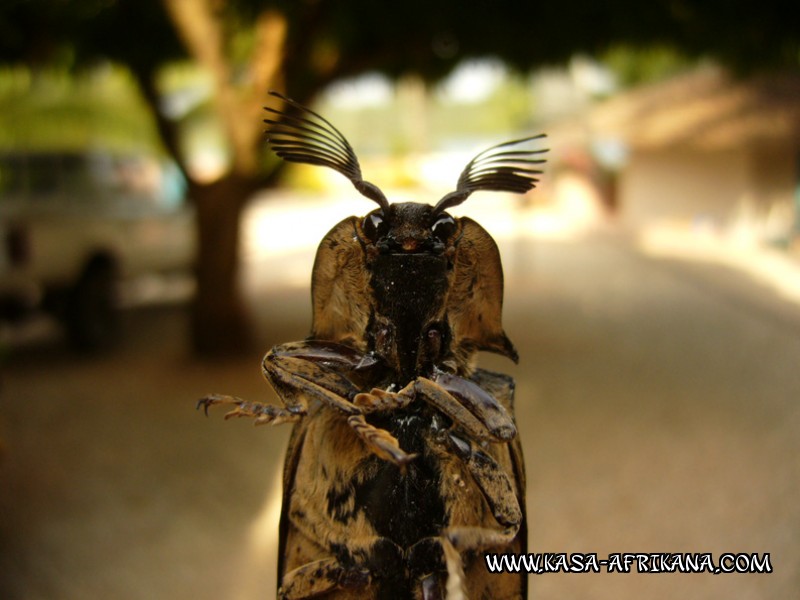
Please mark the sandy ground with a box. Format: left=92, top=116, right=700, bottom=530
left=1, top=228, right=799, bottom=599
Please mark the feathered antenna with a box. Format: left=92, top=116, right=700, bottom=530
left=264, top=91, right=390, bottom=212
left=433, top=135, right=548, bottom=214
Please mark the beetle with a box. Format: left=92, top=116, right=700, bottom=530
left=199, top=91, right=547, bottom=599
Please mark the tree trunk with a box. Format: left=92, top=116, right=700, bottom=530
left=190, top=174, right=256, bottom=357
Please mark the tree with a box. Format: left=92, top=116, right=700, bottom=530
left=2, top=0, right=798, bottom=355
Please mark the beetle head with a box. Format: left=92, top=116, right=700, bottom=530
left=360, top=203, right=456, bottom=256
left=268, top=92, right=542, bottom=369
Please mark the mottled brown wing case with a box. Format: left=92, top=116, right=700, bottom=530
left=277, top=373, right=527, bottom=600
left=277, top=404, right=385, bottom=600
left=277, top=420, right=308, bottom=586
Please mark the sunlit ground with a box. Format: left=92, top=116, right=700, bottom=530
left=2, top=176, right=800, bottom=600
left=638, top=223, right=800, bottom=306
left=236, top=179, right=800, bottom=597
left=228, top=468, right=283, bottom=600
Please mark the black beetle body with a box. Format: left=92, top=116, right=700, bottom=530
left=199, top=92, right=547, bottom=600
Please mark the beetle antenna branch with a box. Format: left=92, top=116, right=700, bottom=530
left=264, top=91, right=390, bottom=212
left=434, top=135, right=548, bottom=214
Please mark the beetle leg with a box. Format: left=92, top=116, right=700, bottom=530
left=444, top=431, right=522, bottom=549
left=407, top=536, right=465, bottom=600
left=264, top=343, right=415, bottom=465
left=200, top=340, right=415, bottom=464
left=441, top=536, right=467, bottom=600
left=196, top=394, right=303, bottom=426
left=197, top=338, right=368, bottom=426
left=408, top=505, right=518, bottom=599
left=420, top=573, right=444, bottom=600
left=353, top=387, right=414, bottom=413
left=447, top=431, right=522, bottom=528
left=279, top=557, right=371, bottom=600
left=264, top=355, right=362, bottom=415
left=431, top=370, right=517, bottom=441
left=347, top=414, right=417, bottom=465
left=407, top=486, right=520, bottom=597
left=406, top=376, right=516, bottom=443
left=403, top=378, right=493, bottom=442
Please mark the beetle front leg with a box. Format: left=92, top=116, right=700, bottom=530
left=197, top=394, right=304, bottom=425
left=264, top=342, right=415, bottom=465
left=198, top=340, right=361, bottom=425
left=433, top=370, right=517, bottom=441
left=400, top=373, right=516, bottom=444
left=346, top=414, right=417, bottom=465
left=353, top=386, right=414, bottom=413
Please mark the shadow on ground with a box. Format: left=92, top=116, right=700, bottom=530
left=1, top=231, right=798, bottom=599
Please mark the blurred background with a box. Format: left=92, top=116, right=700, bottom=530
left=1, top=1, right=799, bottom=598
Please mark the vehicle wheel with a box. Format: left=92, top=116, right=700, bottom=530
left=65, top=259, right=121, bottom=352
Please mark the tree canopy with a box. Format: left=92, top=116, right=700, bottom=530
left=3, top=1, right=799, bottom=81
left=3, top=0, right=798, bottom=171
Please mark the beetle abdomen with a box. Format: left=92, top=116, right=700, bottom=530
left=354, top=410, right=447, bottom=548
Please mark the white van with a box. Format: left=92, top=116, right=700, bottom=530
left=0, top=151, right=195, bottom=351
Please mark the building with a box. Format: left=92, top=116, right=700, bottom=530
left=590, top=65, right=800, bottom=244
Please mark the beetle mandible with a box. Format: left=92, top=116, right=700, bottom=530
left=199, top=91, right=547, bottom=600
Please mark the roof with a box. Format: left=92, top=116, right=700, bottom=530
left=589, top=65, right=800, bottom=151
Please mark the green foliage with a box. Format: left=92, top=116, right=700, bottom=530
left=602, top=45, right=693, bottom=89
left=3, top=1, right=799, bottom=85
left=0, top=65, right=161, bottom=153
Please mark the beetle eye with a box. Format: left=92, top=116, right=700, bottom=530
left=431, top=214, right=456, bottom=242
left=362, top=212, right=388, bottom=241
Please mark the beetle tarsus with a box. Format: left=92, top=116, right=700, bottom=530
left=197, top=394, right=304, bottom=425
left=353, top=387, right=413, bottom=413
left=346, top=414, right=417, bottom=466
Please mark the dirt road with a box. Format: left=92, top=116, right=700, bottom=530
left=1, top=229, right=798, bottom=599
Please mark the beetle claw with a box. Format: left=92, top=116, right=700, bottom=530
left=223, top=408, right=244, bottom=420
left=346, top=414, right=417, bottom=466
left=197, top=394, right=242, bottom=416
